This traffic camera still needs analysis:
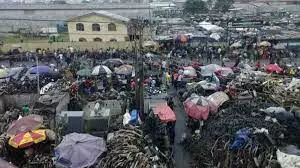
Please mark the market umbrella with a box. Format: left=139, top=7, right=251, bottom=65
left=265, top=64, right=283, bottom=73
left=114, top=64, right=133, bottom=75
left=7, top=114, right=43, bottom=136
left=183, top=66, right=197, bottom=78
left=29, top=66, right=51, bottom=74
left=176, top=34, right=188, bottom=43
left=259, top=41, right=271, bottom=47
left=0, top=158, right=18, bottom=168
left=8, top=129, right=46, bottom=148
left=55, top=133, right=106, bottom=168
left=92, top=65, right=112, bottom=75
left=102, top=59, right=124, bottom=68
left=210, top=33, right=221, bottom=41
left=184, top=100, right=209, bottom=120
left=230, top=41, right=242, bottom=48
left=77, top=68, right=91, bottom=77
left=153, top=104, right=176, bottom=123
left=143, top=41, right=158, bottom=47
left=0, top=69, right=9, bottom=78
left=200, top=64, right=222, bottom=76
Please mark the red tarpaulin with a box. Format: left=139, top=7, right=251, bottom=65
left=184, top=101, right=209, bottom=120
left=265, top=64, right=283, bottom=73
left=153, top=104, right=176, bottom=122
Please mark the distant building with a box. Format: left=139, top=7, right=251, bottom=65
left=67, top=11, right=130, bottom=42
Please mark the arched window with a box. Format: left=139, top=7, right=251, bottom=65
left=92, top=24, right=100, bottom=31
left=110, top=38, right=117, bottom=42
left=76, top=23, right=84, bottom=31
left=78, top=38, right=87, bottom=42
left=108, top=23, right=116, bottom=31
left=94, top=38, right=102, bottom=42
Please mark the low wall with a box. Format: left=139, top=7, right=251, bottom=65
left=0, top=41, right=133, bottom=52
left=0, top=93, right=39, bottom=114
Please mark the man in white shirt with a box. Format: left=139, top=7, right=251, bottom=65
left=161, top=60, right=167, bottom=72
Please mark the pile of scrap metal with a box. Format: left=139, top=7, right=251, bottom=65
left=0, top=108, right=20, bottom=133
left=261, top=78, right=300, bottom=108
left=185, top=87, right=300, bottom=168
left=40, top=79, right=70, bottom=95
left=98, top=126, right=172, bottom=168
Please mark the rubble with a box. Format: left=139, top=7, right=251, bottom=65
left=98, top=126, right=172, bottom=168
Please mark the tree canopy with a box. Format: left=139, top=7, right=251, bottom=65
left=214, top=0, right=234, bottom=12
left=183, top=0, right=208, bottom=14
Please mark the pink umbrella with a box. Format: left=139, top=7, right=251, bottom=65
left=7, top=114, right=43, bottom=136
left=153, top=104, right=176, bottom=123
left=184, top=101, right=209, bottom=120
left=265, top=64, right=283, bottom=73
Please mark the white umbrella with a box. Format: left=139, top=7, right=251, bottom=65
left=92, top=65, right=112, bottom=75
left=210, top=33, right=221, bottom=41
left=230, top=41, right=242, bottom=48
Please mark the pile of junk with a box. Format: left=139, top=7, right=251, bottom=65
left=182, top=65, right=300, bottom=168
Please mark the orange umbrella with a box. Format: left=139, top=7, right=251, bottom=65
left=8, top=129, right=46, bottom=149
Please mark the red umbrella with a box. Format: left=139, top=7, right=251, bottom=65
left=184, top=101, right=209, bottom=120
left=265, top=64, right=283, bottom=73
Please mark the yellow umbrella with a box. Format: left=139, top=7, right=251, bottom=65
left=8, top=129, right=46, bottom=149
left=0, top=69, right=9, bottom=78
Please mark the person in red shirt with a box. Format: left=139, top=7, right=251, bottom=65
left=172, top=72, right=179, bottom=89
left=255, top=61, right=261, bottom=71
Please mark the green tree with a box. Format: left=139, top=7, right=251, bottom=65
left=214, top=0, right=234, bottom=12
left=183, top=0, right=208, bottom=14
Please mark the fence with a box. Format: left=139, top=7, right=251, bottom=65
left=0, top=41, right=134, bottom=52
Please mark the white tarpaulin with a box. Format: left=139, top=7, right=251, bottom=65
left=277, top=149, right=300, bottom=168
left=199, top=21, right=224, bottom=32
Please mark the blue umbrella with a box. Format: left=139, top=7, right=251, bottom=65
left=55, top=133, right=106, bottom=168
left=29, top=66, right=51, bottom=74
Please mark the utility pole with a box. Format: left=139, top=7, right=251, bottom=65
left=132, top=18, right=145, bottom=121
